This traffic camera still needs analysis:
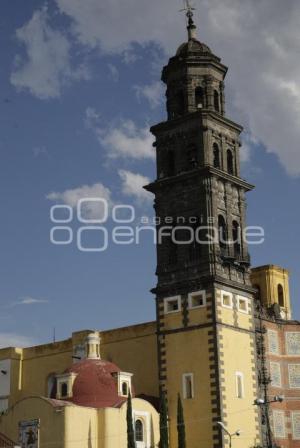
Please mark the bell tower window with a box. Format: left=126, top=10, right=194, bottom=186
left=213, top=143, right=220, bottom=168
left=195, top=86, right=204, bottom=109
left=187, top=144, right=198, bottom=168
left=232, top=221, right=241, bottom=257
left=278, top=284, right=284, bottom=307
left=227, top=149, right=234, bottom=175
left=214, top=90, right=220, bottom=112
left=218, top=215, right=227, bottom=252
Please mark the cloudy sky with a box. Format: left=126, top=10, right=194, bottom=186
left=0, top=0, right=300, bottom=348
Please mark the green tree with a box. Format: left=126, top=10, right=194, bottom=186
left=127, top=391, right=135, bottom=448
left=159, top=392, right=169, bottom=448
left=177, top=394, right=186, bottom=448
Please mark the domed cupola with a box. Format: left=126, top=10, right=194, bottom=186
left=55, top=332, right=134, bottom=408
left=162, top=4, right=227, bottom=120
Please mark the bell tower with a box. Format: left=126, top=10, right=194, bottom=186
left=145, top=7, right=262, bottom=448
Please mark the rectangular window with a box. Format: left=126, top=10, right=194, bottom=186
left=188, top=291, right=206, bottom=309
left=292, top=412, right=300, bottom=440
left=237, top=296, right=249, bottom=314
left=268, top=330, right=279, bottom=354
left=183, top=373, right=194, bottom=399
left=235, top=372, right=244, bottom=398
left=164, top=296, right=181, bottom=314
left=221, top=291, right=233, bottom=309
left=288, top=364, right=300, bottom=388
left=270, top=362, right=282, bottom=388
left=273, top=411, right=285, bottom=439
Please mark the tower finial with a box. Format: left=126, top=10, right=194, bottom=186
left=180, top=0, right=197, bottom=41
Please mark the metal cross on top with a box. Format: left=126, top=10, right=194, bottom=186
left=180, top=0, right=196, bottom=21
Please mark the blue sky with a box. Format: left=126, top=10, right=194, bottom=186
left=0, top=0, right=300, bottom=347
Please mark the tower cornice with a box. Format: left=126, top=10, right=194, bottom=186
left=144, top=166, right=255, bottom=194
left=150, top=109, right=243, bottom=137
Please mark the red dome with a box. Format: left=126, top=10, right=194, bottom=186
left=64, top=359, right=132, bottom=408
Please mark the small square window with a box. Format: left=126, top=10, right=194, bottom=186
left=164, top=296, right=181, bottom=314
left=237, top=296, right=249, bottom=314
left=221, top=291, right=233, bottom=309
left=183, top=373, right=194, bottom=399
left=188, top=291, right=206, bottom=309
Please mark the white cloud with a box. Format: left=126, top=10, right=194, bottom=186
left=100, top=120, right=155, bottom=160
left=118, top=170, right=152, bottom=203
left=47, top=183, right=112, bottom=220
left=134, top=81, right=164, bottom=109
left=54, top=0, right=300, bottom=176
left=11, top=6, right=89, bottom=99
left=85, top=108, right=155, bottom=160
left=12, top=297, right=49, bottom=306
left=0, top=333, right=36, bottom=349
left=107, top=64, right=119, bottom=82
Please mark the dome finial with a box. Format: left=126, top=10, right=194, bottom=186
left=180, top=0, right=197, bottom=41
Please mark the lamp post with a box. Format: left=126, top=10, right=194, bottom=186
left=217, top=421, right=241, bottom=448
left=254, top=395, right=284, bottom=448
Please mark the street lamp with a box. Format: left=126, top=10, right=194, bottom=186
left=254, top=396, right=284, bottom=448
left=254, top=395, right=284, bottom=405
left=217, top=421, right=241, bottom=448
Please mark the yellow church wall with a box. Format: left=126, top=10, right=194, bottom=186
left=64, top=405, right=98, bottom=448
left=98, top=399, right=160, bottom=448
left=218, top=326, right=260, bottom=448
left=250, top=265, right=291, bottom=318
left=0, top=323, right=158, bottom=408
left=163, top=312, right=183, bottom=331
left=187, top=306, right=208, bottom=327
left=0, top=396, right=159, bottom=448
left=101, top=322, right=158, bottom=397
left=164, top=328, right=214, bottom=448
left=0, top=396, right=65, bottom=447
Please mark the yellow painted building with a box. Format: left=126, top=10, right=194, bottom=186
left=0, top=330, right=160, bottom=447
left=1, top=7, right=299, bottom=448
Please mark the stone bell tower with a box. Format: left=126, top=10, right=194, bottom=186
left=145, top=6, right=262, bottom=448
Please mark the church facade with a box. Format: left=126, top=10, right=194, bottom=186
left=1, top=9, right=300, bottom=448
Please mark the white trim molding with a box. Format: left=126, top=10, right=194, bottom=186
left=237, top=295, right=249, bottom=314
left=235, top=371, right=244, bottom=399
left=182, top=373, right=194, bottom=400
left=164, top=296, right=181, bottom=314
left=188, top=290, right=206, bottom=309
left=221, top=290, right=233, bottom=309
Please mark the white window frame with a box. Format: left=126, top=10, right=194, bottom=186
left=273, top=410, right=286, bottom=439
left=270, top=362, right=282, bottom=388
left=118, top=372, right=133, bottom=397
left=221, top=290, right=233, bottom=309
left=188, top=290, right=206, bottom=309
left=288, top=364, right=300, bottom=389
left=182, top=373, right=194, bottom=400
left=56, top=372, right=77, bottom=399
left=164, top=296, right=181, bottom=314
left=292, top=412, right=300, bottom=440
left=237, top=295, right=249, bottom=314
left=235, top=372, right=244, bottom=399
left=133, top=410, right=151, bottom=448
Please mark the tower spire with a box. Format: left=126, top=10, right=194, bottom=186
left=180, top=0, right=197, bottom=41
